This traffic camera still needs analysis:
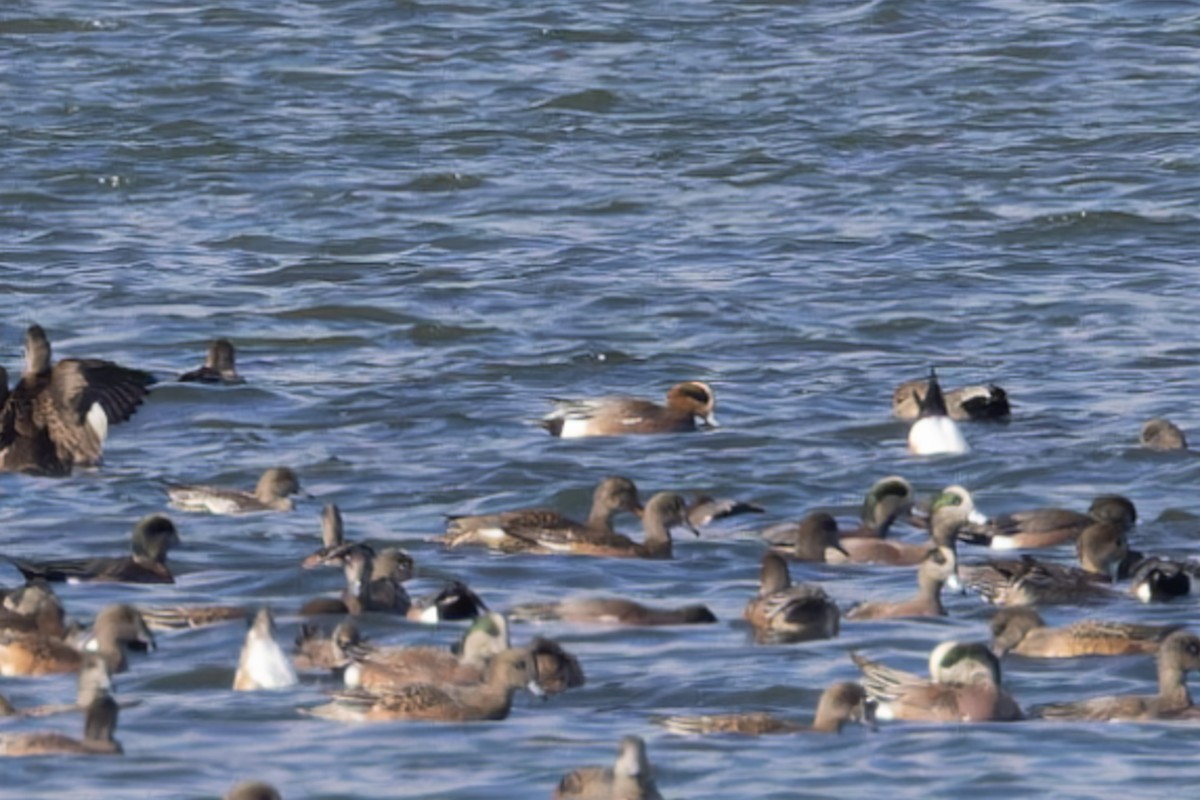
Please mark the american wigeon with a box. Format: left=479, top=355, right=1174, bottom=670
left=308, top=543, right=412, bottom=617
left=509, top=596, right=717, bottom=626
left=528, top=636, right=586, bottom=695
left=292, top=619, right=362, bottom=673
left=166, top=466, right=303, bottom=514
left=762, top=477, right=915, bottom=546
left=958, top=494, right=1136, bottom=550
left=140, top=604, right=247, bottom=631
left=906, top=369, right=970, bottom=455
left=853, top=641, right=1023, bottom=723
left=1140, top=418, right=1187, bottom=450
left=845, top=546, right=962, bottom=621
left=963, top=522, right=1128, bottom=606
left=225, top=782, right=282, bottom=800
left=0, top=324, right=156, bottom=475
left=1129, top=557, right=1200, bottom=603
left=744, top=553, right=840, bottom=643
left=989, top=607, right=1181, bottom=658
left=0, top=581, right=68, bottom=638
left=178, top=339, right=244, bottom=384
left=685, top=494, right=764, bottom=527
left=310, top=647, right=543, bottom=723
left=443, top=476, right=643, bottom=553
left=893, top=378, right=1009, bottom=421
left=541, top=381, right=717, bottom=438
left=343, top=612, right=509, bottom=691
left=765, top=513, right=850, bottom=563
left=553, top=491, right=698, bottom=559
left=1035, top=631, right=1200, bottom=721
left=0, top=690, right=122, bottom=756
left=831, top=485, right=986, bottom=567
left=0, top=604, right=154, bottom=676
left=406, top=580, right=486, bottom=623
left=0, top=653, right=113, bottom=719
left=233, top=608, right=298, bottom=691
left=5, top=514, right=180, bottom=584
left=657, top=681, right=874, bottom=735
left=553, top=736, right=663, bottom=800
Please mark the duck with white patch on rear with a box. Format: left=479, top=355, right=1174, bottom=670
left=907, top=368, right=969, bottom=456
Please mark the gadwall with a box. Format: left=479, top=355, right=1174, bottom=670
left=0, top=690, right=122, bottom=756
left=553, top=735, right=663, bottom=800
left=907, top=369, right=969, bottom=455
left=893, top=377, right=1009, bottom=421
left=443, top=476, right=642, bottom=553
left=179, top=339, right=244, bottom=384
left=0, top=325, right=155, bottom=475
left=541, top=381, right=717, bottom=438
left=989, top=607, right=1181, bottom=658
left=657, top=681, right=874, bottom=735
left=958, top=494, right=1136, bottom=550
left=167, top=466, right=303, bottom=514
left=406, top=580, right=487, bottom=623
left=6, top=514, right=180, bottom=584
left=845, top=546, right=962, bottom=621
left=1140, top=418, right=1187, bottom=451
left=744, top=552, right=840, bottom=643
left=233, top=608, right=298, bottom=691
left=509, top=597, right=717, bottom=626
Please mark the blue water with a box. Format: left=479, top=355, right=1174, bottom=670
left=4, top=0, right=1200, bottom=797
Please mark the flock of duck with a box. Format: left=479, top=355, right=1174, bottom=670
left=1, top=324, right=1198, bottom=799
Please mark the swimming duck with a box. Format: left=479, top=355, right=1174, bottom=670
left=224, top=782, right=282, bottom=800
left=760, top=476, right=915, bottom=547
left=508, top=596, right=717, bottom=626
left=0, top=604, right=154, bottom=676
left=0, top=324, right=156, bottom=475
left=893, top=377, right=1009, bottom=421
left=1129, top=557, right=1200, bottom=603
left=831, top=485, right=987, bottom=567
left=443, top=476, right=643, bottom=553
left=1140, top=418, right=1187, bottom=450
left=342, top=612, right=509, bottom=691
left=906, top=369, right=970, bottom=455
left=178, top=339, right=244, bottom=384
left=309, top=647, right=543, bottom=723
left=541, top=381, right=717, bottom=438
left=0, top=581, right=68, bottom=638
left=657, top=681, right=875, bottom=735
left=988, top=607, right=1181, bottom=658
left=293, top=619, right=362, bottom=673
left=166, top=466, right=303, bottom=514
left=1035, top=631, right=1200, bottom=721
left=853, top=641, right=1023, bottom=723
left=744, top=552, right=840, bottom=643
left=845, top=546, right=962, bottom=621
left=962, top=522, right=1128, bottom=606
left=0, top=653, right=113, bottom=719
left=406, top=580, right=486, bottom=623
left=958, top=494, right=1136, bottom=550
left=233, top=608, right=298, bottom=691
left=765, top=513, right=851, bottom=563
left=553, top=735, right=663, bottom=800
left=5, top=514, right=180, bottom=584
left=0, top=690, right=122, bottom=756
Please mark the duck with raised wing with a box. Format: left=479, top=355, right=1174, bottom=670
left=443, top=476, right=643, bottom=553
left=907, top=369, right=969, bottom=455
left=553, top=735, right=663, bottom=800
left=509, top=596, right=717, bottom=626
left=167, top=466, right=303, bottom=514
left=893, top=377, right=1009, bottom=421
left=233, top=608, right=298, bottom=691
left=1140, top=418, right=1187, bottom=451
left=831, top=485, right=987, bottom=567
left=685, top=494, right=765, bottom=528
left=0, top=604, right=154, bottom=676
left=845, top=546, right=962, bottom=621
left=542, top=381, right=717, bottom=438
left=744, top=552, right=839, bottom=643
left=989, top=607, right=1181, bottom=658
left=6, top=514, right=180, bottom=584
left=657, top=681, right=874, bottom=736
left=853, top=641, right=1023, bottom=723
left=957, top=494, right=1136, bottom=550
left=0, top=690, right=122, bottom=757
left=178, top=339, right=244, bottom=384
left=1035, top=631, right=1200, bottom=721
left=0, top=325, right=156, bottom=475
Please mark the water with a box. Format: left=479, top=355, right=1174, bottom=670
left=3, top=0, right=1200, bottom=796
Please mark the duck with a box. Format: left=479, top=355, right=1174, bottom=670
left=224, top=782, right=282, bottom=800
left=1140, top=418, right=1187, bottom=450
left=1129, top=557, right=1200, bottom=603
left=166, top=466, right=303, bottom=514
left=508, top=596, right=717, bottom=626
left=656, top=681, right=875, bottom=735
left=140, top=604, right=247, bottom=631
left=342, top=612, right=509, bottom=691
left=831, top=485, right=987, bottom=567
left=845, top=546, right=962, bottom=621
left=1034, top=631, right=1200, bottom=721
left=308, top=647, right=543, bottom=723
left=906, top=369, right=970, bottom=455
left=304, top=543, right=412, bottom=617
left=178, top=338, right=244, bottom=384
left=957, top=494, right=1136, bottom=550
left=0, top=581, right=68, bottom=638
left=552, top=735, right=663, bottom=800
left=5, top=514, right=180, bottom=584
left=0, top=604, right=154, bottom=676
left=744, top=552, right=840, bottom=643
left=853, top=641, right=1023, bottom=722
left=541, top=381, right=717, bottom=438
left=527, top=636, right=586, bottom=695
left=0, top=653, right=114, bottom=719
left=988, top=607, right=1181, bottom=658
left=406, top=580, right=487, bottom=623
left=292, top=619, right=362, bottom=673
left=685, top=494, right=765, bottom=528
left=893, top=377, right=1009, bottom=421
left=300, top=503, right=348, bottom=568
left=761, top=476, right=915, bottom=546
left=765, top=513, right=851, bottom=563
left=0, top=324, right=156, bottom=475
left=443, top=476, right=643, bottom=553
left=962, top=522, right=1128, bottom=606
left=0, top=690, right=122, bottom=756
left=233, top=608, right=298, bottom=691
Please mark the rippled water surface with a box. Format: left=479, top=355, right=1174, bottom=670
left=4, top=0, right=1200, bottom=797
